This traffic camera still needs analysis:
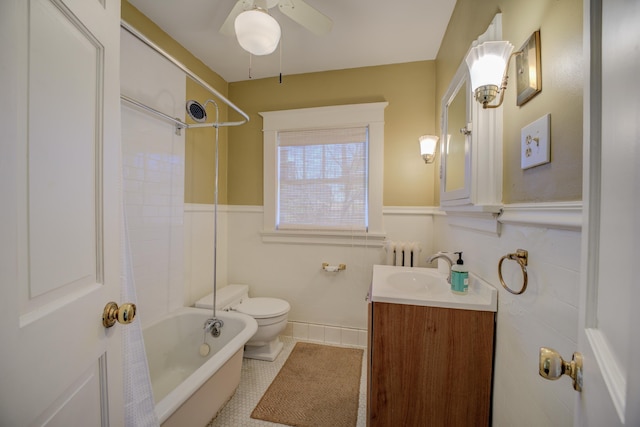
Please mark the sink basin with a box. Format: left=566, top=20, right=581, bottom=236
left=371, top=264, right=497, bottom=312
left=386, top=271, right=443, bottom=293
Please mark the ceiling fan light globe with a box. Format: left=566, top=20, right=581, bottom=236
left=234, top=9, right=281, bottom=56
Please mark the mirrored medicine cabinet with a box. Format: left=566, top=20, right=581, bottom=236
left=441, top=61, right=472, bottom=204
left=439, top=14, right=504, bottom=232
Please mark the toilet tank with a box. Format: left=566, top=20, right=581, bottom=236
left=194, top=284, right=249, bottom=310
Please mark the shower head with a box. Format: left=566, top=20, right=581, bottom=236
left=186, top=100, right=207, bottom=123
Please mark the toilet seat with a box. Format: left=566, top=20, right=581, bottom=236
left=236, top=297, right=290, bottom=319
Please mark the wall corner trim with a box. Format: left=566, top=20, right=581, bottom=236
left=498, top=201, right=583, bottom=230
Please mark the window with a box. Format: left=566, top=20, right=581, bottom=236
left=261, top=103, right=387, bottom=245
left=278, top=127, right=368, bottom=231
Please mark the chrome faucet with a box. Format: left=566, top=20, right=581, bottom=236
left=427, top=253, right=453, bottom=284
left=204, top=317, right=224, bottom=337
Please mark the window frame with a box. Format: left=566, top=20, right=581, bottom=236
left=260, top=102, right=388, bottom=246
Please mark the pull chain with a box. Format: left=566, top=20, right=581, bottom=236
left=279, top=38, right=283, bottom=84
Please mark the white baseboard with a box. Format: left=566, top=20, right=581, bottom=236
left=281, top=321, right=368, bottom=348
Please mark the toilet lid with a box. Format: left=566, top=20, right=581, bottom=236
left=236, top=297, right=290, bottom=319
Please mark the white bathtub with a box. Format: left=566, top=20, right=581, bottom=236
left=142, top=307, right=258, bottom=426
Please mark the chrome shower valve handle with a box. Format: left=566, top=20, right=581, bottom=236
left=204, top=317, right=224, bottom=337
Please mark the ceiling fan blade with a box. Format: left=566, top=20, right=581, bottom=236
left=220, top=0, right=254, bottom=36
left=278, top=0, right=333, bottom=36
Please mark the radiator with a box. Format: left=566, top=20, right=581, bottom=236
left=384, top=241, right=421, bottom=267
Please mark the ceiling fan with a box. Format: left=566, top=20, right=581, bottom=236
left=220, top=0, right=333, bottom=38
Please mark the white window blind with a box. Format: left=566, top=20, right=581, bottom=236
left=277, top=127, right=369, bottom=231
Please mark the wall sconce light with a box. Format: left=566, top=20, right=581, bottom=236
left=419, top=135, right=439, bottom=164
left=235, top=7, right=281, bottom=56
left=465, top=41, right=522, bottom=109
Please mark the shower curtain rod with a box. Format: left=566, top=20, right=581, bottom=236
left=120, top=94, right=188, bottom=132
left=120, top=20, right=250, bottom=128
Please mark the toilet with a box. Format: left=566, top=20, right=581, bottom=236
left=195, top=284, right=290, bottom=362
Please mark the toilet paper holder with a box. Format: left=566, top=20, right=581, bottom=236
left=322, top=262, right=346, bottom=272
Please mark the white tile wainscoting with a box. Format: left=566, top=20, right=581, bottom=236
left=185, top=204, right=436, bottom=330
left=183, top=202, right=582, bottom=426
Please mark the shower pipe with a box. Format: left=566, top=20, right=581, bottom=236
left=186, top=99, right=224, bottom=336
left=120, top=20, right=250, bottom=129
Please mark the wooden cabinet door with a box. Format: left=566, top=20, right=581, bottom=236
left=369, top=302, right=494, bottom=426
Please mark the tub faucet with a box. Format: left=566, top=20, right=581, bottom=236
left=204, top=317, right=224, bottom=338
left=427, top=253, right=453, bottom=284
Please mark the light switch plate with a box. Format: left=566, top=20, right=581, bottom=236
left=521, top=113, right=551, bottom=169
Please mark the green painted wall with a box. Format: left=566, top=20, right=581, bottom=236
left=123, top=0, right=583, bottom=207
left=227, top=62, right=438, bottom=206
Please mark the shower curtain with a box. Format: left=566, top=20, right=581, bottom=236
left=122, top=207, right=158, bottom=426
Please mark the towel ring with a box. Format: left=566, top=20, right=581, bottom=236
left=498, top=249, right=528, bottom=295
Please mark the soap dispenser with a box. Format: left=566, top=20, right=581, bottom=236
left=451, top=252, right=469, bottom=295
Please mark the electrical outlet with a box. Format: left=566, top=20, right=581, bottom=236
left=521, top=114, right=551, bottom=169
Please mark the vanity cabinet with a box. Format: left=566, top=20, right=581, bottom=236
left=367, top=301, right=495, bottom=426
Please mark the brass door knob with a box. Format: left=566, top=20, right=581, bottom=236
left=102, top=302, right=137, bottom=328
left=539, top=347, right=583, bottom=392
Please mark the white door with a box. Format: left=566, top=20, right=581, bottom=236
left=0, top=0, right=124, bottom=425
left=576, top=0, right=640, bottom=425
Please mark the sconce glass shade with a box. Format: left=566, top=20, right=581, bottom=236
left=419, top=135, right=439, bottom=164
left=465, top=41, right=514, bottom=105
left=235, top=8, right=281, bottom=56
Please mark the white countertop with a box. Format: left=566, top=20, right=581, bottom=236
left=371, top=264, right=498, bottom=312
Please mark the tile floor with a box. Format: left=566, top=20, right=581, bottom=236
left=208, top=336, right=367, bottom=427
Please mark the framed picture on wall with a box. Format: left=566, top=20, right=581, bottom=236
left=516, top=30, right=542, bottom=106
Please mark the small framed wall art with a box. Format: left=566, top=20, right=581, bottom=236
left=516, top=30, right=541, bottom=106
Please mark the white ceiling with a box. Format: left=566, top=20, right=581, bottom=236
left=127, top=0, right=457, bottom=83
